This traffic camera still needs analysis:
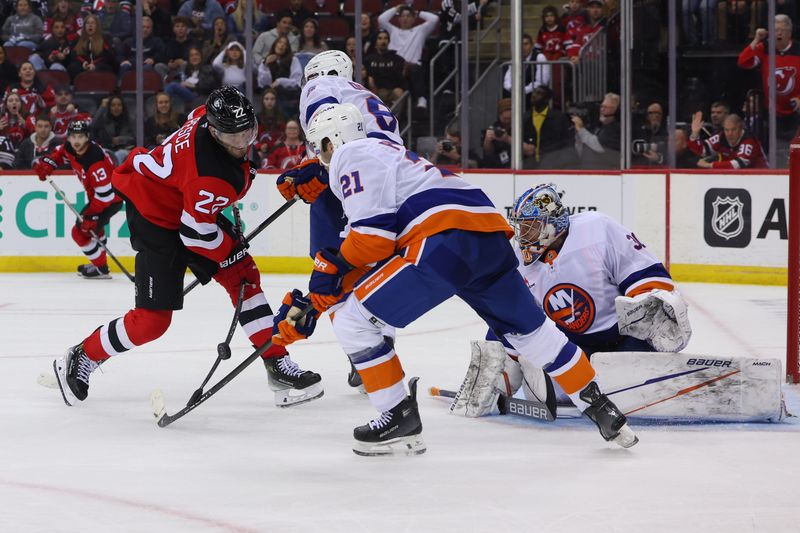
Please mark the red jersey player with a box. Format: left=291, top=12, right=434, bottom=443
left=688, top=111, right=768, bottom=169
left=34, top=120, right=122, bottom=279
left=51, top=86, right=323, bottom=409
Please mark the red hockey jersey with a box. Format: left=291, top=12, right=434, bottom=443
left=112, top=106, right=255, bottom=263
left=738, top=41, right=800, bottom=117
left=567, top=19, right=604, bottom=57
left=45, top=141, right=120, bottom=215
left=536, top=24, right=572, bottom=60
left=687, top=132, right=768, bottom=169
left=4, top=83, right=56, bottom=116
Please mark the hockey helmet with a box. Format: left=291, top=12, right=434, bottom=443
left=67, top=120, right=90, bottom=137
left=509, top=183, right=570, bottom=264
left=303, top=50, right=353, bottom=84
left=205, top=85, right=257, bottom=152
left=305, top=103, right=366, bottom=167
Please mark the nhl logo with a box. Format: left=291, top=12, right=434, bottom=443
left=711, top=196, right=744, bottom=240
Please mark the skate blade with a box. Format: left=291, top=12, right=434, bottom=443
left=612, top=424, right=639, bottom=449
left=275, top=383, right=324, bottom=408
left=53, top=358, right=76, bottom=406
left=352, top=435, right=427, bottom=457
left=37, top=371, right=59, bottom=389
left=77, top=272, right=112, bottom=280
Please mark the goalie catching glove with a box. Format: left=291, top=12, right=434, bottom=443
left=308, top=248, right=351, bottom=312
left=272, top=289, right=319, bottom=346
left=615, top=289, right=692, bottom=352
left=276, top=158, right=329, bottom=204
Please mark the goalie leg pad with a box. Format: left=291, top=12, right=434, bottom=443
left=450, top=340, right=510, bottom=417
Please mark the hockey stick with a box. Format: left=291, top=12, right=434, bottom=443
left=150, top=302, right=315, bottom=427
left=182, top=198, right=298, bottom=296
left=47, top=178, right=135, bottom=282
left=185, top=281, right=246, bottom=406
left=429, top=387, right=556, bottom=422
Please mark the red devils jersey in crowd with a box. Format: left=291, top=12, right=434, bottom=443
left=562, top=12, right=587, bottom=37
left=45, top=141, right=120, bottom=215
left=113, top=106, right=255, bottom=264
left=536, top=24, right=572, bottom=59
left=4, top=83, right=56, bottom=116
left=687, top=132, right=768, bottom=169
left=263, top=142, right=306, bottom=170
left=0, top=112, right=31, bottom=147
left=50, top=109, right=93, bottom=137
left=738, top=41, right=800, bottom=117
left=567, top=19, right=605, bottom=57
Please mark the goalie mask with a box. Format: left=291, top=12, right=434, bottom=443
left=509, top=184, right=570, bottom=265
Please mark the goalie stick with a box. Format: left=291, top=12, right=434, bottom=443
left=150, top=302, right=315, bottom=427
left=429, top=387, right=556, bottom=422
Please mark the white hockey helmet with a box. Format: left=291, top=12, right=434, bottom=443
left=303, top=50, right=353, bottom=83
left=305, top=103, right=366, bottom=167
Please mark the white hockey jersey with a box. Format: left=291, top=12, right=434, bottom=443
left=300, top=76, right=403, bottom=144
left=328, top=138, right=511, bottom=267
left=516, top=211, right=673, bottom=346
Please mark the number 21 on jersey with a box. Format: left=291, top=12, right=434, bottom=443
left=340, top=170, right=364, bottom=198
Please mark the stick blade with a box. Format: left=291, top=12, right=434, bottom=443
left=150, top=389, right=168, bottom=426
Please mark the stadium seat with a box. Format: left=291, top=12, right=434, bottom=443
left=429, top=0, right=443, bottom=11
left=72, top=94, right=99, bottom=115
left=119, top=70, right=163, bottom=94
left=73, top=71, right=118, bottom=96
left=263, top=0, right=292, bottom=14
left=4, top=46, right=31, bottom=67
left=318, top=17, right=350, bottom=43
left=343, top=0, right=384, bottom=15
left=303, top=0, right=339, bottom=16
left=36, top=70, right=70, bottom=90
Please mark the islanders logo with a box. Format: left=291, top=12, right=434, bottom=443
left=543, top=284, right=595, bottom=334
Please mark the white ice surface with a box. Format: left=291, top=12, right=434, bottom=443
left=1, top=273, right=799, bottom=533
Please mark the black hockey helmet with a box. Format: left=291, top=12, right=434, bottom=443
left=67, top=120, right=90, bottom=137
left=205, top=85, right=256, bottom=134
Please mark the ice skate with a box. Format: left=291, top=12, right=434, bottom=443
left=53, top=344, right=100, bottom=406
left=264, top=355, right=323, bottom=407
left=77, top=264, right=111, bottom=279
left=353, top=377, right=426, bottom=457
left=579, top=381, right=639, bottom=448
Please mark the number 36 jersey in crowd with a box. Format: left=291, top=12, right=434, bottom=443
left=112, top=105, right=255, bottom=263
left=515, top=211, right=674, bottom=351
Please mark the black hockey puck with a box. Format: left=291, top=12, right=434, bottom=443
left=217, top=342, right=231, bottom=360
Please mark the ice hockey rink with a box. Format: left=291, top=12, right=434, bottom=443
left=2, top=273, right=799, bottom=533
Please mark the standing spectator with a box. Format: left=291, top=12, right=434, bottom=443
left=144, top=92, right=184, bottom=148
left=522, top=85, right=574, bottom=168
left=29, top=19, right=73, bottom=72
left=689, top=112, right=768, bottom=169
left=1, top=0, right=43, bottom=50
left=632, top=101, right=667, bottom=166
left=202, top=16, right=234, bottom=64
left=0, top=90, right=31, bottom=147
left=255, top=88, right=286, bottom=162
left=439, top=0, right=489, bottom=41
left=674, top=127, right=700, bottom=168
left=212, top=40, right=253, bottom=91
left=298, top=19, right=328, bottom=55
left=738, top=14, right=800, bottom=161
left=568, top=0, right=605, bottom=61
left=0, top=46, right=20, bottom=95
left=4, top=61, right=55, bottom=116
left=49, top=85, right=91, bottom=137
left=67, top=14, right=115, bottom=80
left=278, top=0, right=315, bottom=33
left=257, top=36, right=302, bottom=115
left=164, top=17, right=202, bottom=80
left=253, top=14, right=300, bottom=65
left=537, top=5, right=572, bottom=59
left=572, top=92, right=621, bottom=169
left=683, top=0, right=718, bottom=47
left=364, top=30, right=406, bottom=107
left=263, top=119, right=306, bottom=169
left=378, top=5, right=440, bottom=109
left=228, top=0, right=268, bottom=41
left=706, top=100, right=730, bottom=138
left=91, top=95, right=135, bottom=165
left=43, top=0, right=79, bottom=41
left=0, top=135, right=15, bottom=168
left=503, top=33, right=550, bottom=100
left=562, top=0, right=587, bottom=36
left=143, top=0, right=173, bottom=40
left=117, top=15, right=167, bottom=78
left=15, top=113, right=57, bottom=168
left=481, top=98, right=514, bottom=168
left=165, top=45, right=220, bottom=104
left=178, top=0, right=226, bottom=34
left=98, top=0, right=133, bottom=44
left=361, top=12, right=378, bottom=54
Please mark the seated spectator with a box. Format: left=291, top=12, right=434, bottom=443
left=212, top=41, right=254, bottom=92
left=361, top=13, right=378, bottom=54
left=253, top=14, right=300, bottom=65
left=631, top=101, right=667, bottom=166
left=561, top=0, right=587, bottom=36
left=263, top=119, right=306, bottom=169
left=144, top=92, right=184, bottom=148
left=143, top=0, right=173, bottom=40
left=481, top=97, right=513, bottom=168
left=364, top=30, right=407, bottom=107
left=255, top=88, right=287, bottom=162
left=682, top=0, right=718, bottom=47
left=4, top=61, right=55, bottom=116
left=228, top=0, right=268, bottom=41
left=44, top=0, right=79, bottom=41
left=165, top=45, right=221, bottom=104
left=2, top=0, right=43, bottom=50
left=689, top=112, right=768, bottom=169
left=431, top=126, right=478, bottom=167
left=15, top=113, right=58, bottom=168
left=503, top=33, right=549, bottom=102
left=98, top=0, right=132, bottom=44
left=0, top=90, right=31, bottom=147
left=0, top=46, right=20, bottom=95
left=0, top=135, right=15, bottom=168
left=91, top=95, right=135, bottom=164
left=26, top=0, right=48, bottom=20
left=522, top=85, right=574, bottom=168
left=117, top=15, right=167, bottom=78
left=202, top=16, right=234, bottom=64
left=49, top=85, right=91, bottom=137
left=178, top=0, right=226, bottom=35
left=278, top=0, right=316, bottom=34
left=674, top=127, right=700, bottom=169
left=257, top=36, right=302, bottom=115
left=299, top=19, right=328, bottom=55
left=378, top=5, right=440, bottom=109
left=29, top=19, right=73, bottom=72
left=537, top=5, right=572, bottom=59
left=345, top=34, right=358, bottom=66
left=164, top=17, right=202, bottom=80
left=568, top=0, right=606, bottom=62
left=67, top=14, right=115, bottom=80
left=439, top=0, right=489, bottom=41
left=572, top=91, right=621, bottom=169
left=705, top=100, right=730, bottom=139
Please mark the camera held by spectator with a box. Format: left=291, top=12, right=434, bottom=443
left=631, top=139, right=660, bottom=155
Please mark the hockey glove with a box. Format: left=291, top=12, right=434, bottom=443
left=79, top=214, right=100, bottom=233
left=213, top=245, right=260, bottom=291
left=272, top=289, right=320, bottom=346
left=33, top=157, right=57, bottom=181
left=275, top=158, right=329, bottom=204
left=308, top=248, right=351, bottom=312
